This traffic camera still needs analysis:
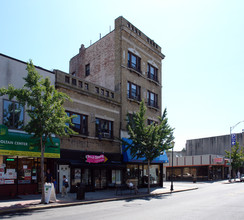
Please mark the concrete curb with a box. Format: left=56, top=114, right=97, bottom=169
left=0, top=187, right=198, bottom=215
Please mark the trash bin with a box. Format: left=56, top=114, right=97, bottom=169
left=76, top=183, right=85, bottom=200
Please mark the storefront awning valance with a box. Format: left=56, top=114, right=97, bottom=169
left=122, top=138, right=169, bottom=163
left=0, top=125, right=60, bottom=158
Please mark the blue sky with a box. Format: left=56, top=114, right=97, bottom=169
left=1, top=0, right=244, bottom=150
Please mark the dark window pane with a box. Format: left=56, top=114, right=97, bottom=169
left=3, top=100, right=24, bottom=129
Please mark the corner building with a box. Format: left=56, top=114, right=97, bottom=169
left=70, top=16, right=167, bottom=188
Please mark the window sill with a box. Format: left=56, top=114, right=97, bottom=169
left=70, top=133, right=89, bottom=138
left=96, top=136, right=114, bottom=141
left=127, top=66, right=142, bottom=76
left=147, top=77, right=161, bottom=86
left=127, top=97, right=141, bottom=104
left=147, top=105, right=159, bottom=111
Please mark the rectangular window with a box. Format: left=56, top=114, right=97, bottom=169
left=3, top=100, right=24, bottom=129
left=106, top=91, right=109, bottom=97
left=66, top=111, right=88, bottom=135
left=127, top=81, right=141, bottom=101
left=78, top=81, right=83, bottom=88
left=85, top=83, right=89, bottom=90
left=128, top=51, right=141, bottom=72
left=147, top=119, right=158, bottom=125
left=72, top=78, right=77, bottom=86
left=101, top=89, right=104, bottom=95
left=95, top=87, right=99, bottom=94
left=65, top=76, right=70, bottom=84
left=147, top=91, right=158, bottom=108
left=85, top=64, right=90, bottom=76
left=95, top=118, right=113, bottom=139
left=147, top=63, right=158, bottom=82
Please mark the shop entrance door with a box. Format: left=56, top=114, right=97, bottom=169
left=94, top=169, right=106, bottom=189
left=59, top=165, right=70, bottom=193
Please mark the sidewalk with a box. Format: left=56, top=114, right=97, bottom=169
left=0, top=181, right=198, bottom=215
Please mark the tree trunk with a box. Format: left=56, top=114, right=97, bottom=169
left=40, top=136, right=45, bottom=203
left=147, top=160, right=150, bottom=194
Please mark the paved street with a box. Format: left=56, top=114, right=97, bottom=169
left=1, top=181, right=244, bottom=220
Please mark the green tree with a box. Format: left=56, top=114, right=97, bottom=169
left=225, top=142, right=244, bottom=179
left=0, top=61, right=76, bottom=203
left=123, top=101, right=174, bottom=193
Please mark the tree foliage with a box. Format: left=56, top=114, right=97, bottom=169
left=125, top=101, right=174, bottom=161
left=0, top=60, right=76, bottom=203
left=225, top=142, right=244, bottom=175
left=123, top=101, right=174, bottom=193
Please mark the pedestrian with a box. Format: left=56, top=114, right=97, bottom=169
left=62, top=175, right=69, bottom=197
left=237, top=171, right=240, bottom=179
left=45, top=169, right=53, bottom=183
left=126, top=180, right=138, bottom=194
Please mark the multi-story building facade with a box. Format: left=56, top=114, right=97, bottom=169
left=54, top=70, right=123, bottom=192
left=0, top=16, right=169, bottom=197
left=69, top=16, right=167, bottom=187
left=0, top=53, right=60, bottom=197
left=70, top=16, right=164, bottom=132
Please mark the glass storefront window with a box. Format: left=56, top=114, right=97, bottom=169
left=72, top=168, right=81, bottom=186
left=112, top=170, right=121, bottom=184
left=81, top=168, right=91, bottom=186
left=143, top=165, right=160, bottom=184
left=0, top=156, right=40, bottom=185
left=126, top=164, right=138, bottom=179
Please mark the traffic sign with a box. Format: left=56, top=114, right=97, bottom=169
left=231, top=134, right=236, bottom=145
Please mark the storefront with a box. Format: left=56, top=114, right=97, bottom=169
left=57, top=149, right=125, bottom=192
left=122, top=138, right=169, bottom=187
left=0, top=125, right=60, bottom=198
left=166, top=155, right=229, bottom=181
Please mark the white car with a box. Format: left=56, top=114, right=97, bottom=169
left=240, top=174, right=244, bottom=182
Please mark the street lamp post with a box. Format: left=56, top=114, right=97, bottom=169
left=170, top=141, right=175, bottom=192
left=229, top=120, right=244, bottom=182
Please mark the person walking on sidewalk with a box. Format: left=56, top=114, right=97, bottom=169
left=62, top=175, right=69, bottom=197
left=45, top=169, right=53, bottom=183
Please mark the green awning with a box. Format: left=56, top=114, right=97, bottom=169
left=0, top=125, right=60, bottom=158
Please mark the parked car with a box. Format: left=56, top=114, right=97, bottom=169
left=240, top=174, right=244, bottom=182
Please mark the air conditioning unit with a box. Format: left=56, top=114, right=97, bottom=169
left=102, top=133, right=111, bottom=138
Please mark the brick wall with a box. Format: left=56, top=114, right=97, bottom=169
left=69, top=32, right=115, bottom=91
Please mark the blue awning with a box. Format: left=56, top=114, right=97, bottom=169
left=122, top=138, right=169, bottom=163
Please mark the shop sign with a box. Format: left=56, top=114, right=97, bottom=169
left=0, top=125, right=60, bottom=158
left=214, top=158, right=223, bottom=163
left=5, top=169, right=17, bottom=179
left=4, top=179, right=14, bottom=184
left=18, top=180, right=31, bottom=184
left=24, top=169, right=31, bottom=180
left=86, top=154, right=108, bottom=163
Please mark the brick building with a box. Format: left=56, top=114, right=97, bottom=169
left=69, top=16, right=167, bottom=187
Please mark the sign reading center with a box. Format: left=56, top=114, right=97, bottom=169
left=86, top=154, right=108, bottom=163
